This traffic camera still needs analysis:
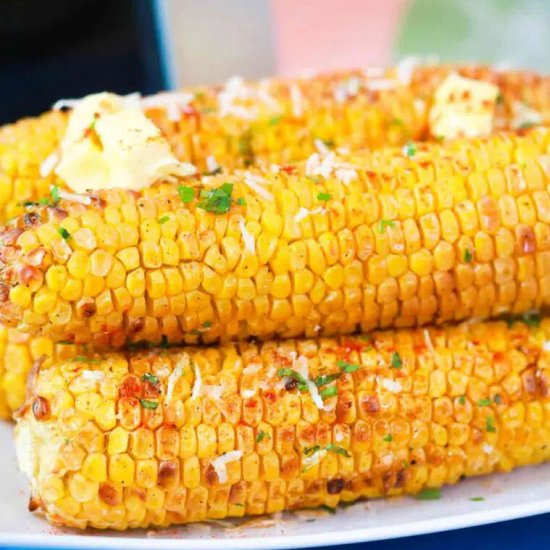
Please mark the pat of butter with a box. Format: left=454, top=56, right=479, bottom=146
left=429, top=73, right=500, bottom=140
left=55, top=92, right=196, bottom=193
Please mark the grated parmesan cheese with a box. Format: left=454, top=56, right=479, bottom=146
left=241, top=389, right=256, bottom=399
left=238, top=218, right=256, bottom=253
left=141, top=92, right=194, bottom=121
left=191, top=362, right=202, bottom=401
left=379, top=377, right=402, bottom=394
left=423, top=329, right=434, bottom=351
left=335, top=168, right=357, bottom=185
left=56, top=187, right=93, bottom=205
left=544, top=341, right=550, bottom=352
left=206, top=155, right=220, bottom=174
left=512, top=101, right=542, bottom=130
left=294, top=206, right=326, bottom=223
left=202, top=385, right=224, bottom=401
left=211, top=450, right=243, bottom=483
left=81, top=370, right=104, bottom=381
left=243, top=172, right=274, bottom=201
left=314, top=138, right=331, bottom=156
left=243, top=363, right=262, bottom=375
left=302, top=448, right=327, bottom=471
left=366, top=79, right=397, bottom=92
left=482, top=444, right=494, bottom=455
left=39, top=151, right=59, bottom=178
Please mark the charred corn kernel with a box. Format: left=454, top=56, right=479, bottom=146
left=3, top=128, right=550, bottom=345
left=15, top=320, right=550, bottom=529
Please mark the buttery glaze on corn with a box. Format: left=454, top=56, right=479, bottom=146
left=2, top=129, right=550, bottom=346
left=16, top=320, right=550, bottom=529
left=1, top=64, right=549, bottom=222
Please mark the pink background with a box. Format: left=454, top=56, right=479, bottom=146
left=271, top=0, right=407, bottom=76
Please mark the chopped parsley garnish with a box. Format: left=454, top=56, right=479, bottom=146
left=382, top=433, right=393, bottom=443
left=403, top=142, right=416, bottom=158
left=317, top=192, right=332, bottom=202
left=391, top=352, right=402, bottom=369
left=325, top=443, right=351, bottom=457
left=493, top=394, right=502, bottom=405
left=477, top=398, right=491, bottom=407
left=378, top=219, right=395, bottom=234
left=237, top=197, right=246, bottom=206
left=178, top=185, right=195, bottom=204
left=415, top=488, right=441, bottom=500
left=160, top=335, right=171, bottom=349
left=256, top=430, right=267, bottom=443
left=464, top=248, right=473, bottom=263
left=277, top=368, right=308, bottom=391
left=336, top=360, right=359, bottom=373
left=58, top=227, right=70, bottom=240
left=519, top=121, right=537, bottom=130
left=470, top=497, right=485, bottom=502
left=304, top=445, right=321, bottom=456
left=141, top=373, right=159, bottom=386
left=71, top=356, right=100, bottom=363
left=202, top=320, right=212, bottom=328
left=314, top=373, right=341, bottom=386
left=50, top=185, right=60, bottom=203
left=140, top=399, right=159, bottom=410
left=320, top=386, right=338, bottom=400
left=402, top=460, right=410, bottom=468
left=197, top=183, right=234, bottom=214
left=268, top=115, right=282, bottom=126
left=458, top=395, right=466, bottom=405
left=319, top=505, right=337, bottom=515
left=486, top=416, right=497, bottom=433
left=390, top=117, right=403, bottom=126
left=523, top=311, right=541, bottom=328
left=158, top=215, right=170, bottom=225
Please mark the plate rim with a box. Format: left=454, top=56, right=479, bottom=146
left=2, top=497, right=550, bottom=550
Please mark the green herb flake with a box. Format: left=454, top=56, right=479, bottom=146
left=464, top=248, right=473, bottom=263
left=141, top=373, right=159, bottom=386
left=140, top=399, right=159, bottom=410
left=202, top=320, right=212, bottom=328
left=378, top=219, right=395, bottom=234
left=415, top=487, right=441, bottom=500
left=523, top=311, right=541, bottom=328
left=71, top=356, right=100, bottom=364
left=496, top=92, right=504, bottom=105
left=325, top=443, right=351, bottom=457
left=50, top=185, right=60, bottom=203
left=477, top=398, right=491, bottom=407
left=336, top=360, right=359, bottom=374
left=58, top=227, right=70, bottom=240
left=402, top=460, right=410, bottom=468
left=319, top=504, right=337, bottom=515
left=390, top=117, right=403, bottom=126
left=383, top=433, right=393, bottom=443
left=158, top=215, right=170, bottom=225
left=320, top=386, right=338, bottom=400
left=314, top=373, right=341, bottom=387
left=256, top=430, right=267, bottom=443
left=197, top=183, right=234, bottom=214
left=237, top=197, right=246, bottom=206
left=317, top=192, right=332, bottom=202
left=519, top=121, right=537, bottom=130
left=486, top=416, right=497, bottom=433
left=470, top=497, right=485, bottom=502
left=178, top=185, right=195, bottom=204
left=304, top=445, right=321, bottom=456
left=493, top=394, right=502, bottom=405
left=277, top=368, right=308, bottom=391
left=458, top=395, right=466, bottom=405
left=403, top=142, right=417, bottom=158
left=268, top=115, right=282, bottom=126
left=391, top=352, right=402, bottom=369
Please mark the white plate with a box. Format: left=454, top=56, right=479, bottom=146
left=1, top=422, right=549, bottom=550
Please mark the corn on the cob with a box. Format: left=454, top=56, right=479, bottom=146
left=16, top=319, right=550, bottom=529
left=2, top=128, right=550, bottom=346
left=2, top=64, right=550, bottom=223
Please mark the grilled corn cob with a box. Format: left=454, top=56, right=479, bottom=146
left=2, top=128, right=550, bottom=346
left=16, top=319, right=550, bottom=529
left=2, top=64, right=550, bottom=223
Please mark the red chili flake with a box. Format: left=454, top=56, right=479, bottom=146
left=280, top=165, right=297, bottom=175
left=119, top=375, right=142, bottom=398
